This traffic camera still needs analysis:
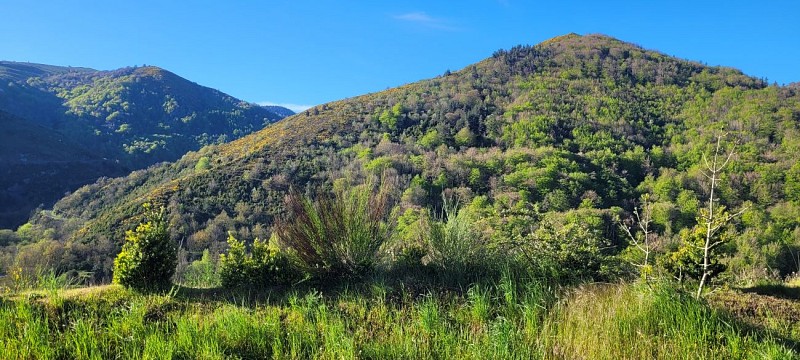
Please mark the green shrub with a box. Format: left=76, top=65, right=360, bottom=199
left=194, top=156, right=210, bottom=171
left=425, top=202, right=490, bottom=274
left=275, top=180, right=392, bottom=279
left=659, top=226, right=727, bottom=282
left=180, top=249, right=220, bottom=288
left=417, top=129, right=442, bottom=149
left=219, top=233, right=295, bottom=288
left=112, top=203, right=176, bottom=292
left=387, top=207, right=429, bottom=270
left=512, top=209, right=619, bottom=281
left=454, top=126, right=476, bottom=147
left=365, top=156, right=394, bottom=174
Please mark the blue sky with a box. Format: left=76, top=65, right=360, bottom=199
left=1, top=1, right=798, bottom=112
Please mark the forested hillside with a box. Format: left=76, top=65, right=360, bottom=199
left=0, top=61, right=292, bottom=227
left=4, top=34, right=799, bottom=287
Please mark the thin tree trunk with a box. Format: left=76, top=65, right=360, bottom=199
left=697, top=135, right=730, bottom=299
left=697, top=168, right=716, bottom=298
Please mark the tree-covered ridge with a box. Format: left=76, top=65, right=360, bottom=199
left=1, top=64, right=290, bottom=165
left=0, top=61, right=95, bottom=82
left=5, top=34, right=799, bottom=286
left=0, top=61, right=293, bottom=228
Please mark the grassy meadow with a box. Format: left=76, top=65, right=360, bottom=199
left=1, top=272, right=798, bottom=359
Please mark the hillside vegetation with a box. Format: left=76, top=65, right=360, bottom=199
left=0, top=61, right=291, bottom=228
left=2, top=33, right=799, bottom=288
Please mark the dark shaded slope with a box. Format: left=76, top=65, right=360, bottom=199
left=0, top=110, right=128, bottom=227
left=261, top=105, right=295, bottom=118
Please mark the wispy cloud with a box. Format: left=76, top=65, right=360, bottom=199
left=257, top=101, right=314, bottom=113
left=393, top=11, right=459, bottom=31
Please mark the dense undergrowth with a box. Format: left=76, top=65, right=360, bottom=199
left=1, top=274, right=797, bottom=359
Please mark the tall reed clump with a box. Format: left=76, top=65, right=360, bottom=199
left=425, top=199, right=493, bottom=279
left=274, top=179, right=392, bottom=279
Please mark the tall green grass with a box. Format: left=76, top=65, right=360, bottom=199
left=426, top=200, right=491, bottom=277
left=543, top=282, right=796, bottom=359
left=0, top=277, right=796, bottom=359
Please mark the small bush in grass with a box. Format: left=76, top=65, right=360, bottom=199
left=219, top=233, right=295, bottom=288
left=425, top=201, right=491, bottom=275
left=275, top=179, right=392, bottom=279
left=385, top=207, right=429, bottom=272
left=180, top=249, right=221, bottom=288
left=113, top=203, right=176, bottom=292
left=511, top=209, right=621, bottom=281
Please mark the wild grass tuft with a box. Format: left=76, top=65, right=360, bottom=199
left=275, top=179, right=392, bottom=279
left=426, top=200, right=489, bottom=274
left=543, top=281, right=796, bottom=359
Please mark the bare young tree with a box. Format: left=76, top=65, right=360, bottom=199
left=619, top=194, right=655, bottom=278
left=695, top=134, right=746, bottom=298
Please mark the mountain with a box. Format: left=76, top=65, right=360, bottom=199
left=0, top=61, right=293, bottom=228
left=6, top=34, right=800, bottom=283
left=260, top=105, right=296, bottom=118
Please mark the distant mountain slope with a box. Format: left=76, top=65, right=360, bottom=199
left=12, top=34, right=800, bottom=282
left=0, top=61, right=292, bottom=228
left=0, top=61, right=95, bottom=82
left=261, top=105, right=296, bottom=118
left=0, top=110, right=126, bottom=227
